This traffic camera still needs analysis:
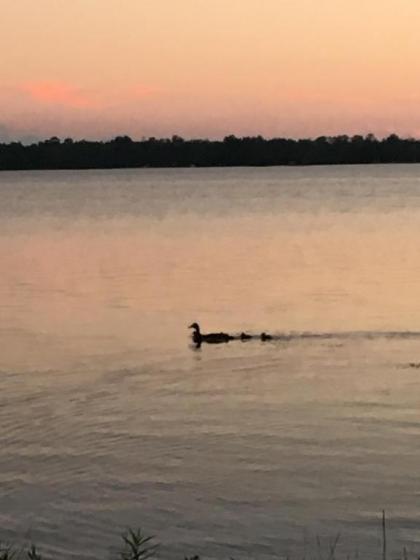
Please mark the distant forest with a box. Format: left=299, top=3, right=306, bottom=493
left=1, top=133, right=420, bottom=170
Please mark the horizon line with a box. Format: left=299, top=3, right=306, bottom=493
left=1, top=132, right=416, bottom=146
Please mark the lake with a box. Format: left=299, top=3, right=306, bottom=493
left=1, top=165, right=420, bottom=559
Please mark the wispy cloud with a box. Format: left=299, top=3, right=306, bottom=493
left=18, top=80, right=159, bottom=111
left=0, top=80, right=165, bottom=140
left=21, top=81, right=96, bottom=108
left=128, top=84, right=159, bottom=99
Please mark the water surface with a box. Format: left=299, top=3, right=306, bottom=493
left=1, top=166, right=420, bottom=559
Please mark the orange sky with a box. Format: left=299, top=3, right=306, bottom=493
left=1, top=0, right=420, bottom=141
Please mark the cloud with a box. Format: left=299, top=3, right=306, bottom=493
left=22, top=81, right=95, bottom=108
left=128, top=84, right=158, bottom=99
left=18, top=81, right=159, bottom=112
left=0, top=80, right=163, bottom=141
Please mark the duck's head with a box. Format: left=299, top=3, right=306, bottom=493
left=188, top=322, right=200, bottom=331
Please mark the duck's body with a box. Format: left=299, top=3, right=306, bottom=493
left=189, top=323, right=234, bottom=345
left=260, top=332, right=273, bottom=341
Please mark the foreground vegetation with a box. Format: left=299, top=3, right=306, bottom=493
left=0, top=529, right=158, bottom=560
left=0, top=513, right=411, bottom=560
left=2, top=133, right=420, bottom=170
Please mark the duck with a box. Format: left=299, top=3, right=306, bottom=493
left=188, top=323, right=234, bottom=345
left=260, top=332, right=273, bottom=341
left=240, top=332, right=252, bottom=341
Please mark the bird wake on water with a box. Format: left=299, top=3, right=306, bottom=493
left=188, top=324, right=420, bottom=348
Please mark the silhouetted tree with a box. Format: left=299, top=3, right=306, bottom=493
left=1, top=133, right=420, bottom=170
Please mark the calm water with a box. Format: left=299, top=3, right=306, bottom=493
left=1, top=165, right=420, bottom=559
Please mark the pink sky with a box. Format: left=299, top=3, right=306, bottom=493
left=2, top=0, right=420, bottom=141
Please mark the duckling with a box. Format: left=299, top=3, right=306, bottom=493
left=240, top=332, right=252, bottom=341
left=189, top=323, right=234, bottom=345
left=260, top=332, right=273, bottom=341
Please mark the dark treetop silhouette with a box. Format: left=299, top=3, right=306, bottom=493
left=1, top=133, right=420, bottom=170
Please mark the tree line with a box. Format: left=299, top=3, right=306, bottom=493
left=1, top=133, right=420, bottom=170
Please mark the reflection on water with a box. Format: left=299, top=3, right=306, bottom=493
left=1, top=166, right=420, bottom=558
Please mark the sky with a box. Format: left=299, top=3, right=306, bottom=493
left=1, top=0, right=420, bottom=141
